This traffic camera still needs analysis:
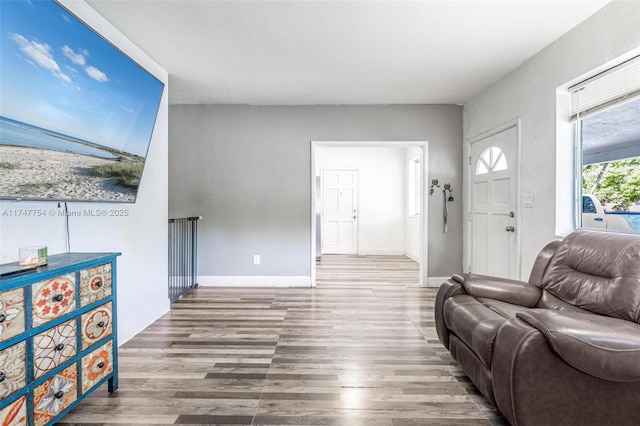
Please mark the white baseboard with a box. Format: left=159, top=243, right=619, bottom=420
left=117, top=299, right=170, bottom=346
left=405, top=251, right=420, bottom=263
left=427, top=276, right=449, bottom=287
left=357, top=249, right=406, bottom=256
left=198, top=275, right=311, bottom=287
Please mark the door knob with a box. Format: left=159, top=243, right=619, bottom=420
left=505, top=225, right=515, bottom=232
left=353, top=216, right=357, bottom=219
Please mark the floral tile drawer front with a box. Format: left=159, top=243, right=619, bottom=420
left=81, top=340, right=113, bottom=394
left=0, top=341, right=26, bottom=400
left=33, top=363, right=77, bottom=426
left=0, top=395, right=27, bottom=426
left=32, top=274, right=76, bottom=328
left=33, top=319, right=77, bottom=379
left=0, top=288, right=25, bottom=343
left=80, top=263, right=112, bottom=307
left=81, top=302, right=112, bottom=350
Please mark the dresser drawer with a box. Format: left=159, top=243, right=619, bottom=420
left=80, top=263, right=112, bottom=307
left=33, top=318, right=78, bottom=380
left=0, top=395, right=27, bottom=425
left=32, top=274, right=76, bottom=328
left=81, top=302, right=112, bottom=350
left=0, top=341, right=26, bottom=400
left=33, top=363, right=77, bottom=426
left=81, top=340, right=113, bottom=394
left=0, top=287, right=25, bottom=343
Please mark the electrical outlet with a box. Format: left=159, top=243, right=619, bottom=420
left=253, top=255, right=260, bottom=265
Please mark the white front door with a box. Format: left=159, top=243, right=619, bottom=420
left=322, top=169, right=358, bottom=254
left=470, top=126, right=518, bottom=278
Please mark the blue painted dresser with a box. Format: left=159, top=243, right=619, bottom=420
left=0, top=252, right=120, bottom=425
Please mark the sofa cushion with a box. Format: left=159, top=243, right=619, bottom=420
left=443, top=295, right=506, bottom=368
left=517, top=309, right=640, bottom=382
left=541, top=230, right=640, bottom=323
left=479, top=298, right=533, bottom=319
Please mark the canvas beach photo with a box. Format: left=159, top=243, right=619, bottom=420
left=0, top=0, right=164, bottom=203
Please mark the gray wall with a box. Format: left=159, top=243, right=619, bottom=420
left=169, top=105, right=462, bottom=279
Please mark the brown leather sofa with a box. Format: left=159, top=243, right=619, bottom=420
left=435, top=230, right=640, bottom=425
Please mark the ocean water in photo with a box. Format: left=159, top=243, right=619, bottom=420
left=0, top=116, right=118, bottom=159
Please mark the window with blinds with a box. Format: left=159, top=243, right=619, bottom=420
left=570, top=56, right=640, bottom=119
left=572, top=56, right=640, bottom=233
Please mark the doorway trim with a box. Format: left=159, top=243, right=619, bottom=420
left=310, top=140, right=430, bottom=287
left=465, top=119, right=522, bottom=279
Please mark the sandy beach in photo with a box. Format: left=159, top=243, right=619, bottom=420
left=0, top=145, right=137, bottom=202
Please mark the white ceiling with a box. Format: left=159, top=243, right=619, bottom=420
left=86, top=0, right=610, bottom=106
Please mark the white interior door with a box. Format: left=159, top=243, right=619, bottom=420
left=470, top=126, right=518, bottom=278
left=322, top=169, right=358, bottom=254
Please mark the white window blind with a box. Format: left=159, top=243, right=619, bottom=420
left=570, top=56, right=640, bottom=119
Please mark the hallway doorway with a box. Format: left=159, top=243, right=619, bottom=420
left=311, top=141, right=429, bottom=287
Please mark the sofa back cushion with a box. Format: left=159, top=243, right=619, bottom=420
left=528, top=240, right=561, bottom=286
left=540, top=230, right=640, bottom=323
left=536, top=290, right=593, bottom=314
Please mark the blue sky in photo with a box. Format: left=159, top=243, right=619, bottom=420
left=0, top=0, right=164, bottom=156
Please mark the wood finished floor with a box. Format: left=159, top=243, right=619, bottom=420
left=60, top=255, right=507, bottom=425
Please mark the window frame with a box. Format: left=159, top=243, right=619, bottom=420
left=409, top=157, right=421, bottom=218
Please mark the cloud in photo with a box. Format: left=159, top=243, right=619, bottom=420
left=62, top=45, right=86, bottom=66
left=10, top=32, right=71, bottom=84
left=62, top=45, right=108, bottom=83
left=85, top=65, right=108, bottom=82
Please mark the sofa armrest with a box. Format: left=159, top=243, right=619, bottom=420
left=458, top=273, right=541, bottom=307
left=517, top=310, right=640, bottom=382
left=435, top=276, right=466, bottom=349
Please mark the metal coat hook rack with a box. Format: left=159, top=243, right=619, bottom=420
left=430, top=179, right=455, bottom=233
left=430, top=179, right=454, bottom=201
left=442, top=183, right=454, bottom=233
left=443, top=183, right=454, bottom=202
left=429, top=179, right=440, bottom=195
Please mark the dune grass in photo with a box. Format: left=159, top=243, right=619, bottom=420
left=0, top=161, right=21, bottom=170
left=91, top=160, right=143, bottom=189
left=0, top=146, right=138, bottom=202
left=18, top=181, right=59, bottom=195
